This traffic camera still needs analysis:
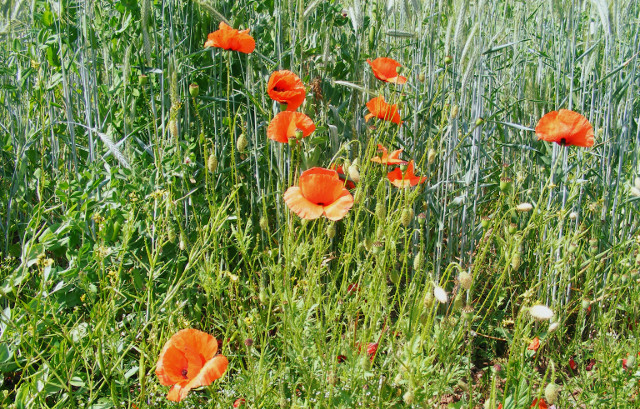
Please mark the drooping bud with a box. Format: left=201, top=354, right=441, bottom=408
left=499, top=177, right=512, bottom=192
left=375, top=202, right=387, bottom=220
left=207, top=154, right=218, bottom=172
left=516, top=203, right=533, bottom=212
left=459, top=271, right=472, bottom=290
left=326, top=223, right=336, bottom=239
left=529, top=304, right=554, bottom=321
left=400, top=208, right=414, bottom=227
left=348, top=163, right=360, bottom=183
left=418, top=73, right=426, bottom=82
left=433, top=285, right=448, bottom=304
left=453, top=292, right=464, bottom=311
left=237, top=134, right=248, bottom=153
left=428, top=148, right=436, bottom=164
left=189, top=83, right=199, bottom=98
left=402, top=390, right=415, bottom=405
left=389, top=269, right=400, bottom=284
left=413, top=252, right=424, bottom=271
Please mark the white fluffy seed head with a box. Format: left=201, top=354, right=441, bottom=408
left=516, top=202, right=533, bottom=212
left=529, top=304, right=554, bottom=321
left=434, top=285, right=448, bottom=304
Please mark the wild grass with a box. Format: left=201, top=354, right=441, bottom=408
left=0, top=0, right=639, bottom=407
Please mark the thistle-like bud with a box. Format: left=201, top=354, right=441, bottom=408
left=459, top=271, right=472, bottom=290
left=237, top=134, right=248, bottom=153
left=207, top=154, right=218, bottom=173
left=189, top=83, right=199, bottom=98
left=544, top=383, right=561, bottom=405
left=400, top=208, right=414, bottom=227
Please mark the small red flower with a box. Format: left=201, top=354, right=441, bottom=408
left=530, top=398, right=549, bottom=409
left=337, top=355, right=347, bottom=363
left=233, top=398, right=246, bottom=408
left=527, top=337, right=540, bottom=352
left=204, top=22, right=255, bottom=54
left=586, top=359, right=595, bottom=371
left=365, top=96, right=402, bottom=125
left=569, top=357, right=577, bottom=371
left=329, top=164, right=356, bottom=190
left=366, top=57, right=407, bottom=84
left=267, top=111, right=315, bottom=143
left=366, top=342, right=378, bottom=359
left=346, top=283, right=359, bottom=294
left=370, top=144, right=407, bottom=165
left=535, top=109, right=594, bottom=147
left=387, top=160, right=427, bottom=188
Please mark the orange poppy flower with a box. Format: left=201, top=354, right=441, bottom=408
left=535, top=109, right=594, bottom=147
left=527, top=337, right=540, bottom=352
left=366, top=57, right=407, bottom=84
left=267, top=111, right=316, bottom=143
left=365, top=96, right=402, bottom=125
left=370, top=144, right=407, bottom=165
left=155, top=328, right=228, bottom=402
left=283, top=168, right=354, bottom=221
left=387, top=161, right=427, bottom=188
left=267, top=70, right=306, bottom=111
left=204, top=22, right=255, bottom=54
left=329, top=164, right=356, bottom=189
left=530, top=398, right=549, bottom=409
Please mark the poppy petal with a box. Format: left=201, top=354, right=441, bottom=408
left=156, top=344, right=188, bottom=385
left=204, top=22, right=255, bottom=53
left=186, top=355, right=229, bottom=391
left=322, top=190, right=354, bottom=221
left=267, top=71, right=306, bottom=111
left=267, top=112, right=315, bottom=143
left=535, top=109, right=594, bottom=147
left=284, top=187, right=324, bottom=220
left=367, top=58, right=407, bottom=84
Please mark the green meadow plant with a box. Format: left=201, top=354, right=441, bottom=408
left=1, top=0, right=639, bottom=407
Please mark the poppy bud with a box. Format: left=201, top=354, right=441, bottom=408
left=167, top=225, right=176, bottom=243
left=459, top=271, right=472, bottom=290
left=568, top=242, right=578, bottom=253
left=294, top=129, right=304, bottom=140
left=548, top=322, right=559, bottom=333
left=569, top=211, right=578, bottom=220
left=544, top=383, right=561, bottom=404
left=244, top=338, right=254, bottom=347
left=636, top=253, right=640, bottom=265
left=389, top=270, right=400, bottom=284
left=259, top=216, right=269, bottom=232
left=139, top=74, right=148, bottom=86
left=444, top=55, right=453, bottom=65
left=516, top=203, right=533, bottom=212
left=326, top=223, right=336, bottom=239
left=236, top=134, right=248, bottom=152
left=368, top=26, right=375, bottom=51
left=402, top=390, right=415, bottom=405
left=511, top=253, right=521, bottom=270
left=189, top=83, right=199, bottom=98
left=450, top=104, right=459, bottom=119
left=400, top=208, right=414, bottom=227
left=433, top=285, right=448, bottom=304
left=207, top=154, right=218, bottom=172
left=413, top=252, right=424, bottom=271
left=499, top=177, right=512, bottom=192
left=179, top=232, right=186, bottom=251
left=169, top=119, right=178, bottom=138
left=418, top=73, right=426, bottom=82
left=423, top=291, right=434, bottom=309
left=581, top=299, right=591, bottom=311
left=453, top=292, right=463, bottom=311
left=626, top=354, right=636, bottom=369
left=375, top=202, right=387, bottom=220
left=428, top=148, right=437, bottom=165
left=348, top=164, right=360, bottom=183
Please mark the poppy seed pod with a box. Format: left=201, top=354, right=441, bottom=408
left=462, top=305, right=474, bottom=321
left=236, top=134, right=248, bottom=152
left=544, top=383, right=561, bottom=404
left=139, top=74, right=148, bottom=86
left=500, top=177, right=512, bottom=192
left=481, top=216, right=490, bottom=229
left=508, top=223, right=517, bottom=234
left=444, top=55, right=453, bottom=64
left=400, top=208, right=414, bottom=227
left=207, top=155, right=218, bottom=172
left=568, top=242, right=578, bottom=254
left=189, top=83, right=199, bottom=98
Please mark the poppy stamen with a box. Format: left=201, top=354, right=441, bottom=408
left=181, top=368, right=188, bottom=378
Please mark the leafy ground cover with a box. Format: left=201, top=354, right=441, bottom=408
left=1, top=0, right=639, bottom=407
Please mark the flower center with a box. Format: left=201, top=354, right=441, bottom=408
left=181, top=368, right=188, bottom=379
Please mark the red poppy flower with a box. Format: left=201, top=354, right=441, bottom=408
left=329, top=164, right=356, bottom=189
left=267, top=70, right=306, bottom=111
left=233, top=398, right=246, bottom=408
left=365, top=96, right=402, bottom=125
left=497, top=404, right=503, bottom=409
left=366, top=57, right=407, bottom=84
left=527, top=337, right=540, bottom=352
left=366, top=342, right=378, bottom=357
left=267, top=111, right=315, bottom=143
left=346, top=283, right=359, bottom=295
left=535, top=109, right=594, bottom=147
left=569, top=357, right=577, bottom=371
left=283, top=168, right=354, bottom=221
left=204, top=22, right=255, bottom=54
left=387, top=161, right=427, bottom=188
left=530, top=398, right=549, bottom=409
left=155, top=329, right=228, bottom=402
left=370, top=144, right=407, bottom=165
left=337, top=355, right=347, bottom=363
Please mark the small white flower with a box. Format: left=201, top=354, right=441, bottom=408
left=433, top=285, right=448, bottom=304
left=529, top=304, right=554, bottom=321
left=516, top=203, right=533, bottom=212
